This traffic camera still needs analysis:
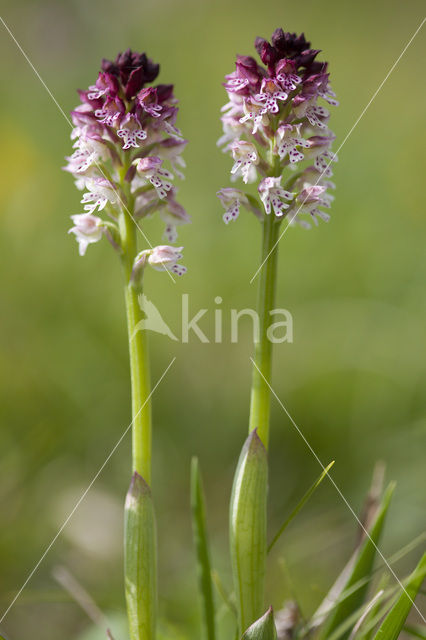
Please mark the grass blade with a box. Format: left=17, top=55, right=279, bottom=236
left=373, top=552, right=426, bottom=640
left=268, top=461, right=334, bottom=553
left=318, top=483, right=395, bottom=640
left=191, top=457, right=216, bottom=640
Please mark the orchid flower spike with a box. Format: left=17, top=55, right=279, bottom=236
left=217, top=28, right=338, bottom=229
left=64, top=49, right=190, bottom=255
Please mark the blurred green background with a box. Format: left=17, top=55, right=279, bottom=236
left=0, top=0, right=425, bottom=638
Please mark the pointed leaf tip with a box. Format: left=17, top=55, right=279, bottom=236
left=246, top=428, right=268, bottom=457
left=242, top=607, right=277, bottom=640
left=127, top=471, right=151, bottom=499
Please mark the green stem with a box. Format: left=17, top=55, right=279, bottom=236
left=119, top=184, right=152, bottom=483
left=248, top=214, right=280, bottom=449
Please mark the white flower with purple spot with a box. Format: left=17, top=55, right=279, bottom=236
left=239, top=102, right=268, bottom=135
left=64, top=138, right=108, bottom=175
left=314, top=150, right=338, bottom=176
left=157, top=138, right=188, bottom=180
left=276, top=71, right=301, bottom=92
left=94, top=99, right=124, bottom=126
left=117, top=114, right=147, bottom=150
left=303, top=103, right=330, bottom=129
left=217, top=188, right=249, bottom=224
left=274, top=58, right=302, bottom=93
left=69, top=213, right=103, bottom=256
left=224, top=73, right=250, bottom=93
left=134, top=245, right=186, bottom=276
left=277, top=124, right=310, bottom=164
left=135, top=157, right=174, bottom=199
left=258, top=177, right=294, bottom=217
left=87, top=73, right=113, bottom=100
left=81, top=178, right=118, bottom=214
left=254, top=78, right=288, bottom=115
left=231, top=140, right=259, bottom=184
left=319, top=85, right=339, bottom=106
left=148, top=245, right=186, bottom=275
left=303, top=135, right=338, bottom=177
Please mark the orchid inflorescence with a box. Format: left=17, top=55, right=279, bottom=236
left=217, top=28, right=338, bottom=229
left=64, top=49, right=189, bottom=276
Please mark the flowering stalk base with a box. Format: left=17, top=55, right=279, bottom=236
left=249, top=214, right=279, bottom=449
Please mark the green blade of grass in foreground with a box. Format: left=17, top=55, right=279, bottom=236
left=373, top=553, right=426, bottom=640
left=190, top=458, right=216, bottom=640
left=268, top=461, right=334, bottom=553
left=319, top=483, right=395, bottom=640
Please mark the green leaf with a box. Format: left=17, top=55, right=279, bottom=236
left=318, top=483, right=395, bottom=640
left=124, top=472, right=157, bottom=640
left=190, top=457, right=216, bottom=640
left=373, top=553, right=426, bottom=640
left=268, top=461, right=334, bottom=553
left=230, top=430, right=268, bottom=633
left=241, top=607, right=277, bottom=640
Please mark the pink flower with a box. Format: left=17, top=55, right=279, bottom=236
left=117, top=114, right=147, bottom=150
left=69, top=213, right=103, bottom=255
left=134, top=245, right=187, bottom=276
left=217, top=188, right=249, bottom=224
left=258, top=177, right=294, bottom=217
left=135, top=157, right=174, bottom=199
left=231, top=141, right=259, bottom=184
